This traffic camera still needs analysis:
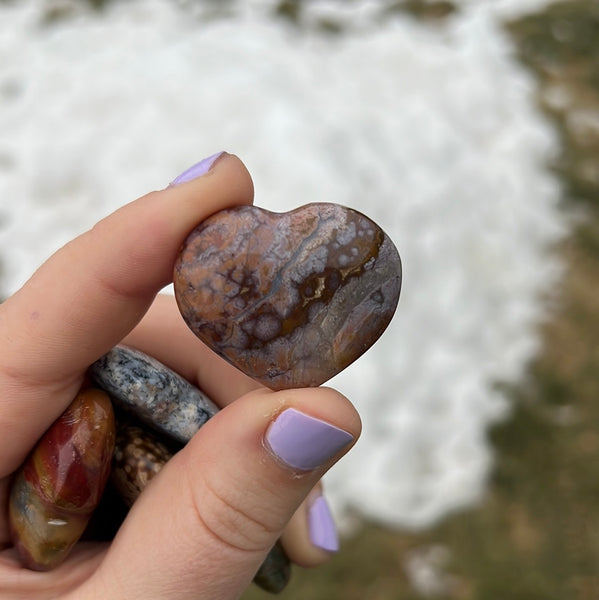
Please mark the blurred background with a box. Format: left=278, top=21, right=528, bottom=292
left=1, top=0, right=598, bottom=597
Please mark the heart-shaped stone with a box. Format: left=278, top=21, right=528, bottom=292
left=173, top=202, right=402, bottom=390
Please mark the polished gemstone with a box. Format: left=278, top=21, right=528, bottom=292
left=174, top=203, right=402, bottom=390
left=112, top=420, right=174, bottom=507
left=253, top=542, right=291, bottom=594
left=9, top=388, right=115, bottom=570
left=89, top=345, right=218, bottom=444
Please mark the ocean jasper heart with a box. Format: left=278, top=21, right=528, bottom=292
left=173, top=203, right=402, bottom=390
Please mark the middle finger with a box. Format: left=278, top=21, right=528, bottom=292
left=121, top=293, right=262, bottom=407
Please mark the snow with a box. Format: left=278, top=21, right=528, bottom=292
left=0, top=0, right=564, bottom=529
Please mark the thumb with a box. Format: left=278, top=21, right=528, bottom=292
left=86, top=387, right=360, bottom=600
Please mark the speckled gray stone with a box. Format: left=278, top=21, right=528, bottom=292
left=89, top=346, right=218, bottom=444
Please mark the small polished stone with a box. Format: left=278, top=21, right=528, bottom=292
left=254, top=542, right=291, bottom=594
left=9, top=388, right=115, bottom=571
left=89, top=345, right=219, bottom=444
left=111, top=419, right=175, bottom=507
left=173, top=202, right=402, bottom=390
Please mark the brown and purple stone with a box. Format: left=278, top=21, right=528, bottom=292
left=174, top=203, right=402, bottom=390
left=9, top=388, right=115, bottom=570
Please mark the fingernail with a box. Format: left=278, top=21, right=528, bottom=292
left=169, top=151, right=226, bottom=186
left=265, top=408, right=353, bottom=471
left=308, top=493, right=339, bottom=552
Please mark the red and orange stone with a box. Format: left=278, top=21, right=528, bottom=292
left=174, top=203, right=402, bottom=390
left=9, top=388, right=115, bottom=570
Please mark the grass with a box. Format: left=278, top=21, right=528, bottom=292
left=244, top=1, right=599, bottom=598
left=508, top=0, right=599, bottom=211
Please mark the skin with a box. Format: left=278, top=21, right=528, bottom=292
left=0, top=154, right=361, bottom=600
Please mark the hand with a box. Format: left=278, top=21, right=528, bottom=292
left=0, top=153, right=361, bottom=599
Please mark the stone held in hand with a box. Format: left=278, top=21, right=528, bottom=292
left=9, top=388, right=115, bottom=571
left=174, top=202, right=402, bottom=390
left=111, top=419, right=175, bottom=508
left=89, top=345, right=219, bottom=444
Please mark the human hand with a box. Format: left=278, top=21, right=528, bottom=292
left=0, top=153, right=361, bottom=599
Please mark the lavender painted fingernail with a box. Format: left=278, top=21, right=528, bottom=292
left=308, top=494, right=339, bottom=552
left=265, top=408, right=353, bottom=471
left=169, top=151, right=225, bottom=186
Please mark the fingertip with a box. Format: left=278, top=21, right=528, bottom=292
left=215, top=153, right=255, bottom=204
left=163, top=152, right=254, bottom=215
left=269, top=386, right=363, bottom=444
left=281, top=484, right=341, bottom=568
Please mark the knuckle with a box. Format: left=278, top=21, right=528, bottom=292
left=188, top=470, right=279, bottom=554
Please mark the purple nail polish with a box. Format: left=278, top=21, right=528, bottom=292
left=308, top=495, right=339, bottom=552
left=169, top=151, right=225, bottom=186
left=265, top=408, right=353, bottom=471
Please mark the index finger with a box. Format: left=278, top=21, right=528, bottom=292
left=0, top=153, right=253, bottom=476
